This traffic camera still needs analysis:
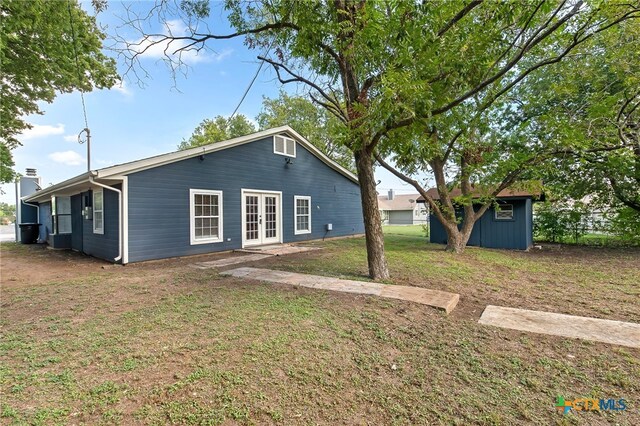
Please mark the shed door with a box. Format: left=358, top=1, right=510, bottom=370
left=243, top=191, right=281, bottom=247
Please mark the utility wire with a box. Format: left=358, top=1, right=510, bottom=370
left=228, top=41, right=274, bottom=121
left=67, top=0, right=89, bottom=130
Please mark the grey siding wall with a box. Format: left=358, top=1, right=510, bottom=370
left=82, top=188, right=120, bottom=261
left=388, top=210, right=414, bottom=225
left=430, top=199, right=532, bottom=250
left=126, top=137, right=363, bottom=262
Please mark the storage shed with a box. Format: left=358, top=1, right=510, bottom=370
left=420, top=187, right=540, bottom=250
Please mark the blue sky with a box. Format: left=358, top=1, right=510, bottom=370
left=1, top=1, right=420, bottom=204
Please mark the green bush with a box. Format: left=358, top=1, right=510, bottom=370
left=609, top=207, right=640, bottom=243
left=534, top=202, right=589, bottom=243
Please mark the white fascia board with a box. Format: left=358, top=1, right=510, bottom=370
left=96, top=126, right=359, bottom=184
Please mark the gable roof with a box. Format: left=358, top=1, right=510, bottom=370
left=417, top=186, right=542, bottom=202
left=377, top=194, right=421, bottom=211
left=25, top=126, right=357, bottom=203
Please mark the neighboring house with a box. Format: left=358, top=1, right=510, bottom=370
left=19, top=126, right=364, bottom=263
left=378, top=190, right=428, bottom=225
left=421, top=187, right=542, bottom=250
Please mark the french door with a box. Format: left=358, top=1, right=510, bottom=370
left=242, top=191, right=281, bottom=247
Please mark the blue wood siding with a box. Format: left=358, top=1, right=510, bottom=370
left=126, top=136, right=363, bottom=262
left=429, top=199, right=532, bottom=250
left=71, top=194, right=83, bottom=251
left=38, top=202, right=52, bottom=242
left=81, top=188, right=120, bottom=261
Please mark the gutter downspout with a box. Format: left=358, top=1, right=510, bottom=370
left=89, top=177, right=123, bottom=263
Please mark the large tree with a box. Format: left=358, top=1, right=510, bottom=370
left=0, top=0, right=118, bottom=182
left=525, top=21, right=640, bottom=213
left=257, top=91, right=354, bottom=171
left=373, top=1, right=639, bottom=252
left=178, top=114, right=256, bottom=150
left=115, top=0, right=638, bottom=273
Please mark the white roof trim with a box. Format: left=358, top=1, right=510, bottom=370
left=23, top=126, right=358, bottom=204
left=96, top=126, right=358, bottom=183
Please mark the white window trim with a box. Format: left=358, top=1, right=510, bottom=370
left=495, top=203, right=514, bottom=220
left=294, top=195, right=312, bottom=235
left=189, top=189, right=224, bottom=245
left=273, top=135, right=296, bottom=158
left=93, top=190, right=104, bottom=234
left=52, top=195, right=72, bottom=235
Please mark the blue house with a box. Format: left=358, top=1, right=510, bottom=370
left=21, top=126, right=364, bottom=263
left=421, top=187, right=540, bottom=250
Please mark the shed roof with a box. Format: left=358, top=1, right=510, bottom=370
left=378, top=194, right=421, bottom=211
left=25, top=126, right=357, bottom=203
left=417, top=186, right=542, bottom=202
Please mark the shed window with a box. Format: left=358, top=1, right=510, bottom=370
left=190, top=189, right=223, bottom=244
left=274, top=135, right=296, bottom=157
left=93, top=190, right=104, bottom=234
left=294, top=196, right=311, bottom=235
left=52, top=196, right=71, bottom=234
left=495, top=204, right=514, bottom=220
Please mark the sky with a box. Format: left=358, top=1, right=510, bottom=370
left=1, top=1, right=422, bottom=205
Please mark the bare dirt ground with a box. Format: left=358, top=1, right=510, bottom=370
left=1, top=241, right=639, bottom=425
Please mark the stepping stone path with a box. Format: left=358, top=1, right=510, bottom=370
left=479, top=305, right=640, bottom=349
left=190, top=254, right=272, bottom=269
left=220, top=267, right=460, bottom=313
left=238, top=245, right=320, bottom=256
left=190, top=245, right=318, bottom=269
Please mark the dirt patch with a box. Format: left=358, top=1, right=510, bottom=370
left=1, top=241, right=638, bottom=425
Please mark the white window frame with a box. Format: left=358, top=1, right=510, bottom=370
left=190, top=189, right=223, bottom=245
left=93, top=190, right=104, bottom=234
left=51, top=195, right=72, bottom=235
left=294, top=195, right=311, bottom=235
left=495, top=203, right=514, bottom=220
left=273, top=135, right=296, bottom=158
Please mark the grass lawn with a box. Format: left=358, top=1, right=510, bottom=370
left=1, top=238, right=638, bottom=425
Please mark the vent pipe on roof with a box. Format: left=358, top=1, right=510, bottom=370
left=388, top=189, right=394, bottom=200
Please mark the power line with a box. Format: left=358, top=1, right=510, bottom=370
left=228, top=41, right=274, bottom=121
left=66, top=0, right=89, bottom=130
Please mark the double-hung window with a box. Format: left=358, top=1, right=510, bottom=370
left=274, top=135, right=296, bottom=157
left=52, top=196, right=71, bottom=234
left=190, top=189, right=223, bottom=244
left=294, top=196, right=311, bottom=235
left=93, top=190, right=104, bottom=234
left=495, top=203, right=514, bottom=220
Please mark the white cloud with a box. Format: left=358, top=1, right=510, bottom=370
left=111, top=79, right=131, bottom=96
left=48, top=151, right=86, bottom=166
left=20, top=124, right=65, bottom=141
left=127, top=20, right=232, bottom=65
left=213, top=48, right=233, bottom=63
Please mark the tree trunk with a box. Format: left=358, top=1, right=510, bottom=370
left=355, top=150, right=390, bottom=280
left=444, top=225, right=474, bottom=253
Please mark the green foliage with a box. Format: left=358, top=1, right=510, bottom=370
left=0, top=144, right=16, bottom=183
left=534, top=202, right=591, bottom=244
left=609, top=207, right=640, bottom=242
left=0, top=202, right=16, bottom=225
left=257, top=92, right=354, bottom=171
left=515, top=21, right=640, bottom=213
left=0, top=0, right=118, bottom=182
left=177, top=115, right=256, bottom=150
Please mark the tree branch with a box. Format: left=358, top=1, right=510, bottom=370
left=437, top=1, right=484, bottom=37
left=258, top=55, right=347, bottom=121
